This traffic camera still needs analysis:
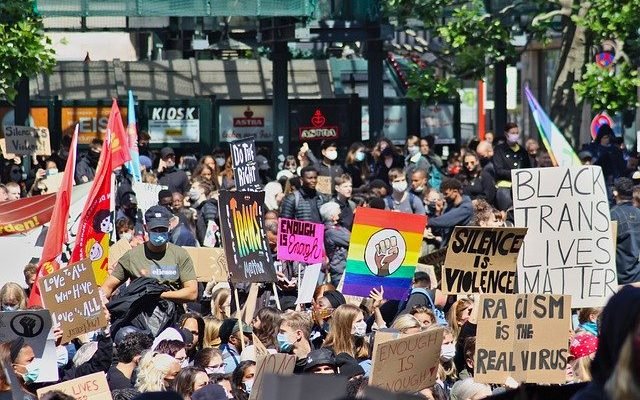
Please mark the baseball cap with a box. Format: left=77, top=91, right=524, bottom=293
left=255, top=155, right=270, bottom=171
left=304, top=348, right=336, bottom=372
left=144, top=205, right=172, bottom=230
left=120, top=192, right=138, bottom=208
left=160, top=147, right=175, bottom=158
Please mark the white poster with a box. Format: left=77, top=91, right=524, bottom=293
left=148, top=106, right=200, bottom=143
left=420, top=104, right=454, bottom=144
left=361, top=105, right=407, bottom=144
left=512, top=166, right=617, bottom=307
left=132, top=182, right=167, bottom=215
left=219, top=105, right=273, bottom=142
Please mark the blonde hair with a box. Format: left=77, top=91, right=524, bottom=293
left=450, top=378, right=491, bottom=400
left=280, top=311, right=312, bottom=340
left=203, top=316, right=223, bottom=348
left=0, top=283, right=27, bottom=310
left=211, top=288, right=230, bottom=320
left=447, top=298, right=473, bottom=340
left=438, top=326, right=457, bottom=382
left=571, top=356, right=593, bottom=382
left=323, top=304, right=368, bottom=359
left=391, top=314, right=423, bottom=334
left=135, top=352, right=177, bottom=392
left=605, top=334, right=640, bottom=399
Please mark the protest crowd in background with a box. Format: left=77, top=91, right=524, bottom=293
left=1, top=113, right=640, bottom=400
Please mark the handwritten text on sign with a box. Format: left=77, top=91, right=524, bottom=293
left=370, top=328, right=444, bottom=393
left=277, top=218, right=325, bottom=263
left=442, top=226, right=527, bottom=294
left=37, top=372, right=111, bottom=400
left=231, top=136, right=260, bottom=191
left=39, top=259, right=107, bottom=343
left=475, top=294, right=571, bottom=385
left=511, top=166, right=617, bottom=307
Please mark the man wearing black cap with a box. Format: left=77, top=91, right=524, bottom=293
left=115, top=191, right=144, bottom=237
left=303, top=348, right=337, bottom=374
left=219, top=318, right=253, bottom=374
left=158, top=147, right=190, bottom=194
left=102, top=205, right=197, bottom=303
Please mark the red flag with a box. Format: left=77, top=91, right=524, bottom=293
left=28, top=125, right=79, bottom=307
left=108, top=99, right=131, bottom=169
left=70, top=123, right=113, bottom=285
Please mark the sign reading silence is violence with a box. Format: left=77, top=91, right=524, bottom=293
left=475, top=293, right=571, bottom=385
left=442, top=226, right=527, bottom=294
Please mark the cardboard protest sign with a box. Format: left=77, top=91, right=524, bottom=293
left=262, top=374, right=348, bottom=400
left=296, top=263, right=322, bottom=304
left=219, top=191, right=277, bottom=283
left=39, top=259, right=108, bottom=343
left=277, top=218, right=325, bottom=263
left=442, top=227, right=527, bottom=294
left=316, top=175, right=332, bottom=195
left=4, top=126, right=51, bottom=156
left=41, top=172, right=64, bottom=194
left=511, top=166, right=617, bottom=307
left=108, top=239, right=132, bottom=272
left=370, top=327, right=444, bottom=393
left=184, top=247, right=229, bottom=282
left=342, top=207, right=427, bottom=300
left=132, top=182, right=167, bottom=214
left=0, top=310, right=52, bottom=357
left=231, top=136, right=261, bottom=191
left=475, top=293, right=571, bottom=384
left=0, top=139, right=16, bottom=158
left=422, top=247, right=447, bottom=266
left=249, top=353, right=297, bottom=400
left=37, top=372, right=111, bottom=400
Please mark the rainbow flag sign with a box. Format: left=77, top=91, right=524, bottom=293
left=342, top=207, right=427, bottom=300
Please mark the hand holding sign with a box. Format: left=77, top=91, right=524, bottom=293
left=375, top=237, right=399, bottom=276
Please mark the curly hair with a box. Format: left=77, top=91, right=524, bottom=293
left=135, top=352, right=177, bottom=393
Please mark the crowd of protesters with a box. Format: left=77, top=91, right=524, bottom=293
left=1, top=123, right=639, bottom=400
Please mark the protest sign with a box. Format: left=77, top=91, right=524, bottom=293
left=422, top=248, right=447, bottom=266
left=219, top=191, right=276, bottom=283
left=184, top=247, right=229, bottom=283
left=4, top=126, right=51, bottom=156
left=370, top=327, right=444, bottom=393
left=39, top=259, right=108, bottom=343
left=442, top=227, right=527, bottom=294
left=0, top=193, right=56, bottom=236
left=316, top=176, right=332, bottom=195
left=108, top=239, right=132, bottom=272
left=296, top=263, right=323, bottom=304
left=231, top=137, right=261, bottom=191
left=249, top=353, right=297, bottom=400
left=0, top=310, right=52, bottom=357
left=41, top=172, right=64, bottom=194
left=132, top=182, right=167, bottom=214
left=37, top=372, right=111, bottom=400
left=342, top=207, right=427, bottom=300
left=277, top=218, right=325, bottom=264
left=511, top=166, right=617, bottom=307
left=262, top=374, right=348, bottom=400
left=475, top=293, right=571, bottom=384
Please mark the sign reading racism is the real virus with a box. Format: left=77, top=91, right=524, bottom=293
left=218, top=190, right=276, bottom=283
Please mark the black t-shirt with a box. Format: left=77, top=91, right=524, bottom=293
left=107, top=365, right=134, bottom=391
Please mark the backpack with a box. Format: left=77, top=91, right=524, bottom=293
left=397, top=288, right=447, bottom=326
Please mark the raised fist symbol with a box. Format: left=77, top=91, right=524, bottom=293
left=374, top=236, right=399, bottom=276
left=20, top=316, right=37, bottom=337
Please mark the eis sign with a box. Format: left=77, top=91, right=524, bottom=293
left=298, top=109, right=339, bottom=141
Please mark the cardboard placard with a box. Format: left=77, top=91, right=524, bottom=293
left=0, top=138, right=16, bottom=158
left=184, top=247, right=229, bottom=283
left=248, top=353, right=297, bottom=400
left=41, top=172, right=64, bottom=194
left=422, top=248, right=447, bottom=266
left=0, top=310, right=52, bottom=357
left=231, top=136, right=261, bottom=191
left=37, top=372, right=111, bottom=400
left=442, top=226, right=527, bottom=294
left=342, top=207, right=427, bottom=300
left=218, top=191, right=276, bottom=283
left=511, top=166, right=617, bottom=307
left=108, top=238, right=132, bottom=271
left=39, top=259, right=108, bottom=343
left=296, top=263, right=322, bottom=304
left=474, top=293, right=571, bottom=385
left=370, top=327, right=444, bottom=393
left=277, top=218, right=325, bottom=264
left=4, top=126, right=51, bottom=156
left=315, top=175, right=332, bottom=195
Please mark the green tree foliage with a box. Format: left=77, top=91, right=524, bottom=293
left=0, top=0, right=56, bottom=101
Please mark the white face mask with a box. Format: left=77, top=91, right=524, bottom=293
left=121, top=232, right=133, bottom=242
left=355, top=151, right=365, bottom=162
left=325, top=150, right=338, bottom=161
left=392, top=181, right=408, bottom=193
left=407, top=146, right=419, bottom=156
left=440, top=343, right=456, bottom=362
left=353, top=320, right=367, bottom=337
left=188, top=188, right=201, bottom=201
left=215, top=157, right=226, bottom=167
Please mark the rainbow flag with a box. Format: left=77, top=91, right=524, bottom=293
left=342, top=207, right=427, bottom=300
left=524, top=86, right=581, bottom=167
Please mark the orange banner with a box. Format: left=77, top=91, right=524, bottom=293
left=0, top=193, right=56, bottom=236
left=61, top=106, right=127, bottom=145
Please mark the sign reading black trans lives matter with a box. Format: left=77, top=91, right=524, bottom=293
left=511, top=166, right=617, bottom=307
left=442, top=227, right=528, bottom=294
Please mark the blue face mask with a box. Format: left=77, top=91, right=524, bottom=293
left=149, top=231, right=169, bottom=246
left=277, top=333, right=294, bottom=353
left=16, top=360, right=41, bottom=384
left=2, top=305, right=18, bottom=312
left=581, top=321, right=598, bottom=336
left=355, top=151, right=365, bottom=162
left=244, top=379, right=254, bottom=394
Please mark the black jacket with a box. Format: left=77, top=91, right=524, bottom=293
left=493, top=143, right=531, bottom=182
left=75, top=153, right=98, bottom=184
left=158, top=167, right=190, bottom=194
left=61, top=335, right=113, bottom=381
left=195, top=199, right=219, bottom=246
left=280, top=189, right=327, bottom=223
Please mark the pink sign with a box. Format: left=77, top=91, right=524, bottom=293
left=277, top=218, right=325, bottom=263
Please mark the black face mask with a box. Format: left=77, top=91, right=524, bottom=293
left=124, top=207, right=138, bottom=218
left=87, top=151, right=101, bottom=167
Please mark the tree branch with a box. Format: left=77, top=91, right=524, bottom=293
left=532, top=8, right=572, bottom=27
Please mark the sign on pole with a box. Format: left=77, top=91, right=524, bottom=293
left=277, top=218, right=324, bottom=264
left=231, top=137, right=261, bottom=191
